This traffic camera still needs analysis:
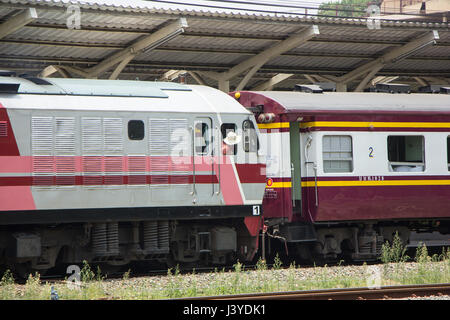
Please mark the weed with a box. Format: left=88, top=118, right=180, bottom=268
left=122, top=269, right=131, bottom=280
left=273, top=253, right=283, bottom=270
left=256, top=257, right=267, bottom=271
left=80, top=261, right=96, bottom=282
left=1, top=269, right=14, bottom=286
left=380, top=232, right=409, bottom=263
left=415, top=243, right=430, bottom=263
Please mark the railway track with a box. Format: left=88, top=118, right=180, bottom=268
left=182, top=283, right=450, bottom=300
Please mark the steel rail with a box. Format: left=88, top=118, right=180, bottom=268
left=182, top=283, right=450, bottom=300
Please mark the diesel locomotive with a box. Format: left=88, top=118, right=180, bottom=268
left=0, top=76, right=266, bottom=276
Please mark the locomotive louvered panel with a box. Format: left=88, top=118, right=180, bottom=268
left=104, top=156, right=123, bottom=186
left=151, top=157, right=169, bottom=185
left=54, top=117, right=76, bottom=188
left=55, top=117, right=75, bottom=155
left=0, top=121, right=7, bottom=137
left=104, top=118, right=123, bottom=154
left=32, top=117, right=53, bottom=155
left=82, top=156, right=103, bottom=186
left=169, top=119, right=190, bottom=185
left=55, top=156, right=76, bottom=186
left=128, top=155, right=147, bottom=186
left=32, top=156, right=54, bottom=186
left=149, top=119, right=169, bottom=156
left=32, top=117, right=54, bottom=188
left=149, top=119, right=169, bottom=186
left=82, top=117, right=102, bottom=154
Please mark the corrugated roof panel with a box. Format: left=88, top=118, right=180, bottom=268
left=5, top=26, right=141, bottom=45
left=137, top=50, right=242, bottom=65
left=32, top=6, right=170, bottom=30
left=294, top=41, right=393, bottom=56
left=0, top=43, right=114, bottom=59
left=0, top=0, right=446, bottom=87
left=267, top=55, right=365, bottom=70
left=165, top=35, right=276, bottom=52
left=385, top=59, right=450, bottom=71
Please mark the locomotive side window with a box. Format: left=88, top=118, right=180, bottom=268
left=388, top=136, right=424, bottom=172
left=322, top=135, right=353, bottom=173
left=195, top=121, right=210, bottom=155
left=242, top=120, right=259, bottom=152
left=221, top=123, right=237, bottom=155
left=128, top=120, right=144, bottom=140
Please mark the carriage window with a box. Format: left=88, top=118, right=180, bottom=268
left=243, top=120, right=259, bottom=152
left=195, top=121, right=210, bottom=155
left=128, top=120, right=144, bottom=140
left=388, top=136, right=424, bottom=172
left=322, top=135, right=353, bottom=173
left=221, top=123, right=237, bottom=155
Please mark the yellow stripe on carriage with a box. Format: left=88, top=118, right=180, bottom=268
left=300, top=121, right=450, bottom=129
left=266, top=181, right=292, bottom=188
left=301, top=180, right=450, bottom=187
left=257, top=122, right=290, bottom=129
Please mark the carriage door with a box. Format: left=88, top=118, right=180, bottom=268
left=289, top=121, right=302, bottom=209
left=194, top=118, right=214, bottom=195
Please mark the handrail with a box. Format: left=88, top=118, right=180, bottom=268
left=190, top=126, right=196, bottom=196
left=216, top=125, right=221, bottom=195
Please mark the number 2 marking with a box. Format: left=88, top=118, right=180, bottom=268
left=369, top=147, right=374, bottom=158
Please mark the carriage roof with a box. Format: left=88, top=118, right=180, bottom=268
left=247, top=91, right=450, bottom=115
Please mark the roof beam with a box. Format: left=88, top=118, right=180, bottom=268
left=338, top=30, right=440, bottom=85
left=39, top=65, right=72, bottom=78
left=252, top=73, right=294, bottom=91
left=304, top=74, right=317, bottom=83
left=187, top=71, right=206, bottom=85
left=86, top=18, right=188, bottom=78
left=372, top=76, right=399, bottom=86
left=0, top=8, right=37, bottom=40
left=224, top=25, right=319, bottom=80
left=219, top=25, right=319, bottom=88
left=235, top=61, right=265, bottom=91
left=108, top=55, right=135, bottom=80
left=160, top=69, right=186, bottom=81
left=354, top=67, right=383, bottom=92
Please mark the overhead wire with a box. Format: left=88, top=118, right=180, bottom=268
left=149, top=0, right=445, bottom=20
left=150, top=0, right=450, bottom=18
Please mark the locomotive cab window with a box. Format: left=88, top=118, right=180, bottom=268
left=194, top=121, right=210, bottom=155
left=242, top=120, right=259, bottom=152
left=322, top=135, right=353, bottom=173
left=388, top=136, right=424, bottom=172
left=128, top=120, right=144, bottom=140
left=221, top=123, right=237, bottom=155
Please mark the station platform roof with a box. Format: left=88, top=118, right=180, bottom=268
left=0, top=0, right=448, bottom=91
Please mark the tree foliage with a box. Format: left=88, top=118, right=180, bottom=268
left=319, top=0, right=382, bottom=18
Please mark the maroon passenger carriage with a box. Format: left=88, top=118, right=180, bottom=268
left=233, top=87, right=450, bottom=262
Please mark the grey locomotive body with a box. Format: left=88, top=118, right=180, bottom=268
left=0, top=77, right=266, bottom=275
